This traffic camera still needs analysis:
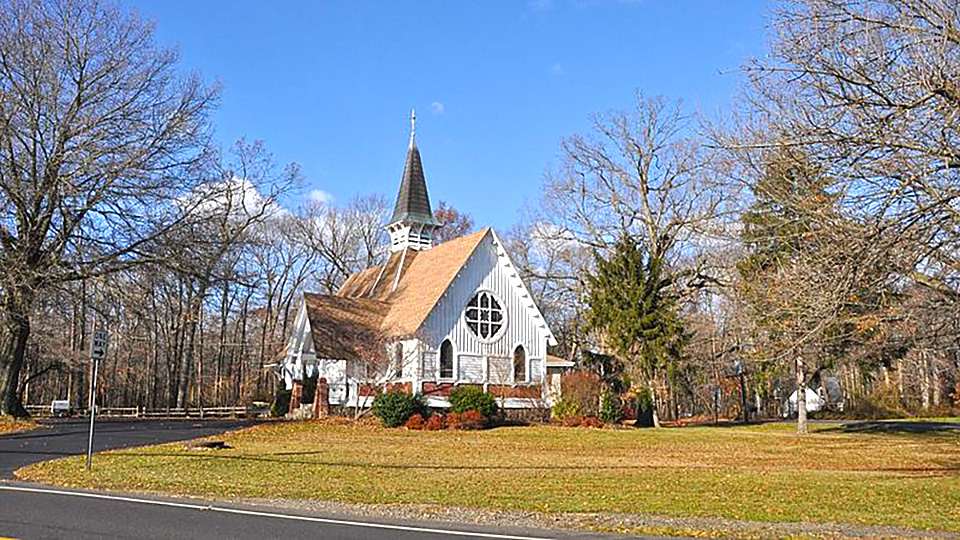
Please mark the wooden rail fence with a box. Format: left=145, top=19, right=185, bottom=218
left=25, top=404, right=258, bottom=419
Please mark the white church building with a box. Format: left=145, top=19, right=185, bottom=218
left=280, top=114, right=558, bottom=411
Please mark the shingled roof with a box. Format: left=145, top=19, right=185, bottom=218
left=387, top=142, right=441, bottom=227
left=303, top=293, right=391, bottom=360
left=304, top=229, right=490, bottom=351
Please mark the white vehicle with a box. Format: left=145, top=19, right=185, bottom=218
left=50, top=400, right=73, bottom=417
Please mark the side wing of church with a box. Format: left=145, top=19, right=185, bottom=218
left=280, top=113, right=556, bottom=412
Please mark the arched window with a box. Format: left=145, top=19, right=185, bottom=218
left=513, top=345, right=526, bottom=383
left=439, top=340, right=454, bottom=380
left=465, top=291, right=504, bottom=339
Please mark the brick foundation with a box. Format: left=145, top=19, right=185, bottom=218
left=289, top=381, right=303, bottom=415
left=312, top=378, right=330, bottom=418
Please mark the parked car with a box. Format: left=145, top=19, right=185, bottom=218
left=50, top=400, right=74, bottom=417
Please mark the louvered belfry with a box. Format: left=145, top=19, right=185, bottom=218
left=386, top=110, right=441, bottom=253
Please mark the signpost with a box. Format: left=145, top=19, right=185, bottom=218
left=86, top=330, right=107, bottom=471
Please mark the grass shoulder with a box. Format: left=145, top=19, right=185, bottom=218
left=0, top=415, right=36, bottom=435
left=15, top=420, right=960, bottom=534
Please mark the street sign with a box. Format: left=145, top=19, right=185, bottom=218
left=87, top=329, right=108, bottom=471
left=91, top=330, right=108, bottom=360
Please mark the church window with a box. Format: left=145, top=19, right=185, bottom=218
left=465, top=291, right=504, bottom=339
left=439, top=339, right=454, bottom=380
left=513, top=345, right=526, bottom=383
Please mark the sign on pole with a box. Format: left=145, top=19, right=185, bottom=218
left=92, top=330, right=108, bottom=360
left=87, top=329, right=108, bottom=471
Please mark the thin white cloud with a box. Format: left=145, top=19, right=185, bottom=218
left=550, top=62, right=565, bottom=76
left=308, top=189, right=333, bottom=205
left=184, top=176, right=288, bottom=222
left=430, top=101, right=445, bottom=115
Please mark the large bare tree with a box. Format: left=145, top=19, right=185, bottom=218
left=0, top=0, right=218, bottom=416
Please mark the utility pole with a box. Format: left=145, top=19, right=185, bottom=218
left=86, top=329, right=108, bottom=471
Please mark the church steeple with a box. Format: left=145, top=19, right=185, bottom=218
left=386, top=110, right=441, bottom=252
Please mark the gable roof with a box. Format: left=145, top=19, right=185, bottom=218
left=380, top=228, right=489, bottom=335
left=304, top=229, right=490, bottom=347
left=303, top=293, right=391, bottom=360
left=387, top=142, right=441, bottom=227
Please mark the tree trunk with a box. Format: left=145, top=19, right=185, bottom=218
left=650, top=380, right=661, bottom=428
left=796, top=356, right=807, bottom=435
left=176, top=302, right=200, bottom=409
left=0, top=289, right=34, bottom=418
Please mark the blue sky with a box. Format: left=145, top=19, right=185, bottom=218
left=127, top=1, right=769, bottom=230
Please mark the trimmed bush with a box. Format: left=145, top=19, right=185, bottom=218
left=447, top=410, right=487, bottom=430
left=598, top=390, right=623, bottom=424
left=423, top=414, right=445, bottom=430
left=270, top=388, right=291, bottom=418
left=635, top=387, right=655, bottom=427
left=404, top=413, right=424, bottom=430
left=449, top=386, right=498, bottom=419
left=551, top=398, right=581, bottom=421
left=372, top=391, right=426, bottom=428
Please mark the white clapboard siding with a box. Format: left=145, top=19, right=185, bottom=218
left=459, top=354, right=484, bottom=382
left=421, top=352, right=438, bottom=382
left=421, top=234, right=547, bottom=365
left=322, top=359, right=348, bottom=404
left=529, top=358, right=543, bottom=382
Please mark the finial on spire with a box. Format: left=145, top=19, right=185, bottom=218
left=409, top=108, right=416, bottom=149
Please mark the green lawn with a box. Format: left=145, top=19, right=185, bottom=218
left=16, top=420, right=960, bottom=532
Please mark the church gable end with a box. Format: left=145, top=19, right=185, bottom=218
left=420, top=230, right=554, bottom=361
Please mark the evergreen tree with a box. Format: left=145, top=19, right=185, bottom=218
left=585, top=235, right=687, bottom=427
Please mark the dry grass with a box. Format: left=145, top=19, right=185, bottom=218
left=0, top=415, right=35, bottom=434
left=16, top=421, right=960, bottom=532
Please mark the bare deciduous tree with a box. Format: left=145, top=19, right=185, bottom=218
left=0, top=0, right=218, bottom=416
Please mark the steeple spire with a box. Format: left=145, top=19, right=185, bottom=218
left=409, top=108, right=416, bottom=149
left=386, top=110, right=441, bottom=253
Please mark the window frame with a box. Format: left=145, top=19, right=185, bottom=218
left=513, top=344, right=527, bottom=384
left=463, top=290, right=507, bottom=342
left=438, top=339, right=455, bottom=381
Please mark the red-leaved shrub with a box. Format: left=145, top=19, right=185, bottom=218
left=561, top=415, right=603, bottom=428
left=560, top=371, right=602, bottom=418
left=404, top=413, right=424, bottom=430
left=447, top=410, right=487, bottom=430
left=423, top=414, right=445, bottom=431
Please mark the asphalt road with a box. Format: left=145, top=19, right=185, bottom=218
left=0, top=418, right=255, bottom=478
left=0, top=420, right=636, bottom=540
left=0, top=484, right=595, bottom=540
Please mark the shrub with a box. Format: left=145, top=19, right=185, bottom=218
left=372, top=391, right=427, bottom=428
left=560, top=415, right=603, bottom=428
left=635, top=387, right=655, bottom=427
left=551, top=398, right=581, bottom=421
left=845, top=385, right=907, bottom=420
left=560, top=371, right=602, bottom=417
left=449, top=386, right=498, bottom=419
left=423, top=414, right=445, bottom=430
left=270, top=388, right=291, bottom=418
left=404, top=413, right=424, bottom=430
left=447, top=410, right=488, bottom=430
left=598, top=390, right=623, bottom=424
